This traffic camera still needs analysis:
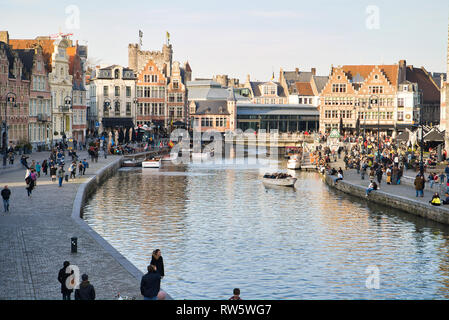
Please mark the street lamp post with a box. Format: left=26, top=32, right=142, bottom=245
left=61, top=96, right=72, bottom=145
left=418, top=90, right=424, bottom=175
left=367, top=95, right=380, bottom=163
left=2, top=92, right=17, bottom=166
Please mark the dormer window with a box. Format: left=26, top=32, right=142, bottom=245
left=114, top=69, right=120, bottom=79
left=403, top=85, right=408, bottom=92
left=263, top=85, right=276, bottom=95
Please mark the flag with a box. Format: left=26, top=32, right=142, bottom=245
left=270, top=72, right=275, bottom=81
left=166, top=31, right=170, bottom=41
left=168, top=141, right=174, bottom=148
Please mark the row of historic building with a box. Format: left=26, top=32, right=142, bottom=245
left=1, top=24, right=448, bottom=151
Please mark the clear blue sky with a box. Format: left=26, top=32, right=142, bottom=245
left=1, top=0, right=448, bottom=81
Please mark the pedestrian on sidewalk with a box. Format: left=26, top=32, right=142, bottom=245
left=20, top=155, right=29, bottom=169
left=82, top=159, right=88, bottom=175
left=375, top=166, right=383, bottom=188
left=69, top=162, right=76, bottom=180
left=150, top=249, right=165, bottom=279
left=1, top=185, right=11, bottom=213
left=30, top=160, right=36, bottom=171
left=75, top=274, right=96, bottom=300
left=414, top=174, right=425, bottom=198
left=42, top=160, right=48, bottom=176
left=229, top=288, right=242, bottom=300
left=140, top=265, right=161, bottom=300
left=50, top=164, right=57, bottom=182
left=57, top=261, right=74, bottom=300
left=57, top=166, right=65, bottom=187
left=36, top=162, right=41, bottom=178
left=78, top=161, right=84, bottom=177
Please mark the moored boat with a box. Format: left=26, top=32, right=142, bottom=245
left=142, top=158, right=161, bottom=168
left=262, top=173, right=297, bottom=187
left=122, top=159, right=142, bottom=167
left=287, top=155, right=301, bottom=170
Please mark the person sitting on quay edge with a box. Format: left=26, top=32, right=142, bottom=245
left=150, top=249, right=165, bottom=279
left=442, top=193, right=449, bottom=205
left=141, top=264, right=161, bottom=300
left=430, top=193, right=442, bottom=206
left=366, top=180, right=378, bottom=197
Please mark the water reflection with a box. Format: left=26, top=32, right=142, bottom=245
left=83, top=158, right=449, bottom=299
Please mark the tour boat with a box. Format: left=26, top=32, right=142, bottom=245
left=142, top=159, right=161, bottom=168
left=287, top=155, right=301, bottom=170
left=262, top=174, right=297, bottom=187
left=122, top=159, right=142, bottom=167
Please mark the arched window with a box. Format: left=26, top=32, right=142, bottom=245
left=114, top=69, right=120, bottom=79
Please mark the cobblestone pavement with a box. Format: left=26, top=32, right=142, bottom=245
left=0, top=151, right=143, bottom=300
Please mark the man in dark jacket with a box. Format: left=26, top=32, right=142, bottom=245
left=57, top=261, right=74, bottom=300
left=1, top=185, right=11, bottom=212
left=75, top=274, right=96, bottom=300
left=140, top=265, right=161, bottom=300
left=414, top=174, right=425, bottom=197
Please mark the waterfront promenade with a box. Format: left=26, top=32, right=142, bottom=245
left=0, top=151, right=143, bottom=300
left=326, top=168, right=449, bottom=225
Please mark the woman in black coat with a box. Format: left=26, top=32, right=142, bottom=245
left=57, top=261, right=74, bottom=300
left=150, top=249, right=164, bottom=279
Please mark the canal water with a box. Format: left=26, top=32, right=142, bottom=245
left=83, top=155, right=449, bottom=299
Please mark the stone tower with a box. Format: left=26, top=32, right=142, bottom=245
left=162, top=44, right=173, bottom=76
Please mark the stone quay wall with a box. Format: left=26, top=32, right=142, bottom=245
left=324, top=174, right=449, bottom=225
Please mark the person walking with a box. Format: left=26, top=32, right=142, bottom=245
left=57, top=261, right=74, bottom=300
left=50, top=164, right=57, bottom=182
left=42, top=160, right=48, bottom=176
left=375, top=166, right=383, bottom=188
left=25, top=170, right=34, bottom=197
left=36, top=162, right=41, bottom=178
left=1, top=185, right=11, bottom=213
left=78, top=161, right=84, bottom=178
left=82, top=159, right=88, bottom=175
left=150, top=249, right=165, bottom=279
left=69, top=162, right=76, bottom=180
left=75, top=274, right=96, bottom=300
left=57, top=166, right=65, bottom=187
left=140, top=265, right=161, bottom=300
left=414, top=174, right=425, bottom=198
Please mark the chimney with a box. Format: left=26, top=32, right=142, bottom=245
left=399, top=60, right=407, bottom=83
left=311, top=68, right=316, bottom=75
left=0, top=31, right=9, bottom=45
left=246, top=74, right=250, bottom=83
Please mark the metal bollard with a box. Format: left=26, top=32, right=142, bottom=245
left=71, top=237, right=78, bottom=253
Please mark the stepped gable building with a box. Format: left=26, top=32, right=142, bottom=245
left=67, top=42, right=87, bottom=143
left=0, top=34, right=31, bottom=148
left=16, top=45, right=51, bottom=149
left=279, top=67, right=328, bottom=107
left=319, top=60, right=440, bottom=134
left=129, top=39, right=192, bottom=128
left=243, top=74, right=287, bottom=104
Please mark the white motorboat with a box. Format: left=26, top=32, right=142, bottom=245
left=287, top=158, right=301, bottom=169
left=262, top=174, right=297, bottom=187
left=142, top=159, right=161, bottom=168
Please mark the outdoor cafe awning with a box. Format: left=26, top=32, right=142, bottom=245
left=423, top=130, right=445, bottom=142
